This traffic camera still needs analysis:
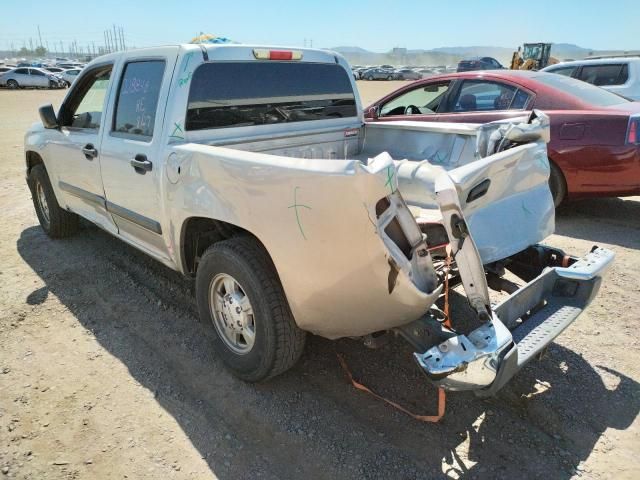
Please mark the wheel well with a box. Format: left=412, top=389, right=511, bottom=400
left=25, top=151, right=44, bottom=174
left=180, top=217, right=266, bottom=276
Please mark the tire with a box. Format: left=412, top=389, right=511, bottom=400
left=548, top=161, right=567, bottom=208
left=196, top=236, right=306, bottom=382
left=387, top=75, right=393, bottom=80
left=27, top=164, right=79, bottom=238
left=49, top=80, right=57, bottom=89
left=6, top=79, right=18, bottom=89
left=366, top=75, right=373, bottom=81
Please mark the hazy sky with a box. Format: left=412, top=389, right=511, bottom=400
left=0, top=0, right=635, bottom=52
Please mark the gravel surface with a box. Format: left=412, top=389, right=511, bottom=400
left=0, top=86, right=638, bottom=479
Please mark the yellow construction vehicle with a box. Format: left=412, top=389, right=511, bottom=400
left=511, top=43, right=559, bottom=70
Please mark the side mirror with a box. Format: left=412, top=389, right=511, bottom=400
left=365, top=105, right=379, bottom=120
left=39, top=104, right=58, bottom=129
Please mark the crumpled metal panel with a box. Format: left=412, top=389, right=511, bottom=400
left=167, top=145, right=440, bottom=338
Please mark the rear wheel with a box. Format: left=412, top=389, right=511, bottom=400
left=366, top=75, right=373, bottom=81
left=548, top=162, right=567, bottom=207
left=6, top=79, right=18, bottom=89
left=387, top=75, right=393, bottom=80
left=27, top=164, right=79, bottom=238
left=196, top=236, right=306, bottom=382
left=49, top=80, right=57, bottom=89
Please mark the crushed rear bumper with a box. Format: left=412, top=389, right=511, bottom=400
left=414, top=247, right=614, bottom=395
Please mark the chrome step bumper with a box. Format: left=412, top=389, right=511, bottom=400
left=414, top=247, right=614, bottom=395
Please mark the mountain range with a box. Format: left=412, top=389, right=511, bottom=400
left=330, top=43, right=638, bottom=66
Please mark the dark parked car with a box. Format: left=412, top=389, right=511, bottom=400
left=361, top=68, right=395, bottom=80
left=365, top=70, right=640, bottom=205
left=457, top=56, right=503, bottom=72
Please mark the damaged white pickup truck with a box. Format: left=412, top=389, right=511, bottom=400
left=25, top=44, right=614, bottom=396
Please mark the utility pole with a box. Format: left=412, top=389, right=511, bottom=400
left=120, top=26, right=125, bottom=50
left=37, top=25, right=43, bottom=47
left=113, top=24, right=118, bottom=52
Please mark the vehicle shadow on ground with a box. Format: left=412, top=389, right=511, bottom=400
left=555, top=197, right=640, bottom=250
left=17, top=224, right=640, bottom=479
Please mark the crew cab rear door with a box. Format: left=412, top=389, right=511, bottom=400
left=99, top=47, right=179, bottom=262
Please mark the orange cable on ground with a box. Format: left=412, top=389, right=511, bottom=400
left=337, top=354, right=446, bottom=423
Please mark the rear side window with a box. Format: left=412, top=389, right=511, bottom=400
left=113, top=60, right=165, bottom=138
left=186, top=61, right=357, bottom=130
left=578, top=64, right=628, bottom=86
left=449, top=80, right=529, bottom=112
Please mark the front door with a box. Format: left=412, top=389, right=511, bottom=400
left=47, top=63, right=117, bottom=233
left=99, top=50, right=178, bottom=261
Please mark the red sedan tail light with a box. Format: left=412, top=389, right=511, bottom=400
left=627, top=116, right=640, bottom=145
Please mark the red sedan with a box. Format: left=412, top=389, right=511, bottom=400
left=365, top=70, right=640, bottom=206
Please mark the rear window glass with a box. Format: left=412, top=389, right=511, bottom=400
left=186, top=61, right=357, bottom=130
left=534, top=73, right=630, bottom=106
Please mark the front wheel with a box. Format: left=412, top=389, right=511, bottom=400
left=6, top=79, right=18, bottom=89
left=27, top=164, right=79, bottom=238
left=387, top=75, right=393, bottom=80
left=196, top=237, right=306, bottom=382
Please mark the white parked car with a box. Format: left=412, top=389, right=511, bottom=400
left=59, top=68, right=82, bottom=86
left=542, top=57, right=640, bottom=100
left=0, top=67, right=66, bottom=89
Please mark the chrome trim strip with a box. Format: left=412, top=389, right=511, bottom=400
left=58, top=181, right=105, bottom=206
left=105, top=200, right=162, bottom=235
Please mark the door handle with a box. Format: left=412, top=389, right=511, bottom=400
left=82, top=143, right=98, bottom=160
left=130, top=154, right=152, bottom=174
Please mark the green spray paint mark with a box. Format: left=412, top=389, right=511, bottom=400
left=178, top=71, right=193, bottom=87
left=384, top=165, right=396, bottom=194
left=169, top=122, right=185, bottom=140
left=288, top=186, right=312, bottom=240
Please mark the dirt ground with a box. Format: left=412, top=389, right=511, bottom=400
left=0, top=84, right=639, bottom=480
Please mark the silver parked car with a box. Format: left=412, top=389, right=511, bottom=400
left=0, top=67, right=66, bottom=89
left=394, top=68, right=422, bottom=80
left=59, top=68, right=83, bottom=86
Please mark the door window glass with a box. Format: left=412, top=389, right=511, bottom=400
left=30, top=69, right=45, bottom=76
left=113, top=60, right=165, bottom=138
left=380, top=82, right=450, bottom=116
left=60, top=65, right=112, bottom=129
left=548, top=66, right=576, bottom=77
